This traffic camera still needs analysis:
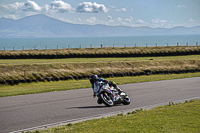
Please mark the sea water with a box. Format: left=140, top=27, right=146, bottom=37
left=0, top=34, right=200, bottom=51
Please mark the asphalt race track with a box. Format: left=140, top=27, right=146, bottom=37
left=0, top=77, right=200, bottom=133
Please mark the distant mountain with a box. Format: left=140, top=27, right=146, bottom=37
left=0, top=14, right=200, bottom=37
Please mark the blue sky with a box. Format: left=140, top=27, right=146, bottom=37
left=0, top=0, right=200, bottom=28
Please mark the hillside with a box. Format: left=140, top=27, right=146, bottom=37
left=0, top=14, right=200, bottom=37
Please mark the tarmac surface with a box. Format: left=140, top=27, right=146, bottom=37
left=0, top=77, right=200, bottom=133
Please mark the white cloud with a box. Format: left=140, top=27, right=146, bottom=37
left=136, top=19, right=145, bottom=24
left=117, top=17, right=123, bottom=21
left=50, top=0, right=74, bottom=13
left=87, top=16, right=97, bottom=23
left=109, top=6, right=127, bottom=12
left=124, top=18, right=131, bottom=22
left=23, top=0, right=42, bottom=12
left=77, top=2, right=108, bottom=13
left=76, top=18, right=82, bottom=22
left=177, top=5, right=186, bottom=8
left=105, top=16, right=134, bottom=27
left=0, top=1, right=42, bottom=14
left=188, top=19, right=195, bottom=23
left=184, top=18, right=199, bottom=27
left=115, top=8, right=127, bottom=12
left=4, top=15, right=17, bottom=20
left=107, top=16, right=112, bottom=20
left=0, top=2, right=24, bottom=14
left=0, top=2, right=24, bottom=10
left=0, top=0, right=74, bottom=15
left=152, top=18, right=167, bottom=23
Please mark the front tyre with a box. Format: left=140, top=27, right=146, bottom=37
left=122, top=95, right=131, bottom=105
left=100, top=92, right=114, bottom=107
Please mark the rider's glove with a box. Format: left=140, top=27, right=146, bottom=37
left=104, top=80, right=108, bottom=84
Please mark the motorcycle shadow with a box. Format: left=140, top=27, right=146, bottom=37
left=70, top=104, right=123, bottom=109
left=72, top=105, right=107, bottom=109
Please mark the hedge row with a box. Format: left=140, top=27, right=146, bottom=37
left=0, top=47, right=200, bottom=59
left=1, top=69, right=199, bottom=86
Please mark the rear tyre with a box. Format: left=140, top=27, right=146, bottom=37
left=100, top=92, right=114, bottom=107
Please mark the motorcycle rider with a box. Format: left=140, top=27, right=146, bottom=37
left=89, top=74, right=123, bottom=103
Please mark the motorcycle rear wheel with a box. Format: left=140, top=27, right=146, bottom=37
left=100, top=92, right=114, bottom=107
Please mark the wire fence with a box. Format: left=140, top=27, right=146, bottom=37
left=0, top=42, right=199, bottom=51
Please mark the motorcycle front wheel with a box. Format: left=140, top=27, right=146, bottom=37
left=122, top=95, right=131, bottom=105
left=100, top=92, right=114, bottom=107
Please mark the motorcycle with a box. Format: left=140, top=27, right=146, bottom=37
left=95, top=83, right=131, bottom=107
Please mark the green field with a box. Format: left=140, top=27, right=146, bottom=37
left=1, top=55, right=200, bottom=64
left=30, top=99, right=200, bottom=133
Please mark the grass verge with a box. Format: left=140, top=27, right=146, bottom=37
left=1, top=46, right=200, bottom=59
left=0, top=72, right=200, bottom=97
left=1, top=55, right=200, bottom=85
left=30, top=99, right=200, bottom=133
